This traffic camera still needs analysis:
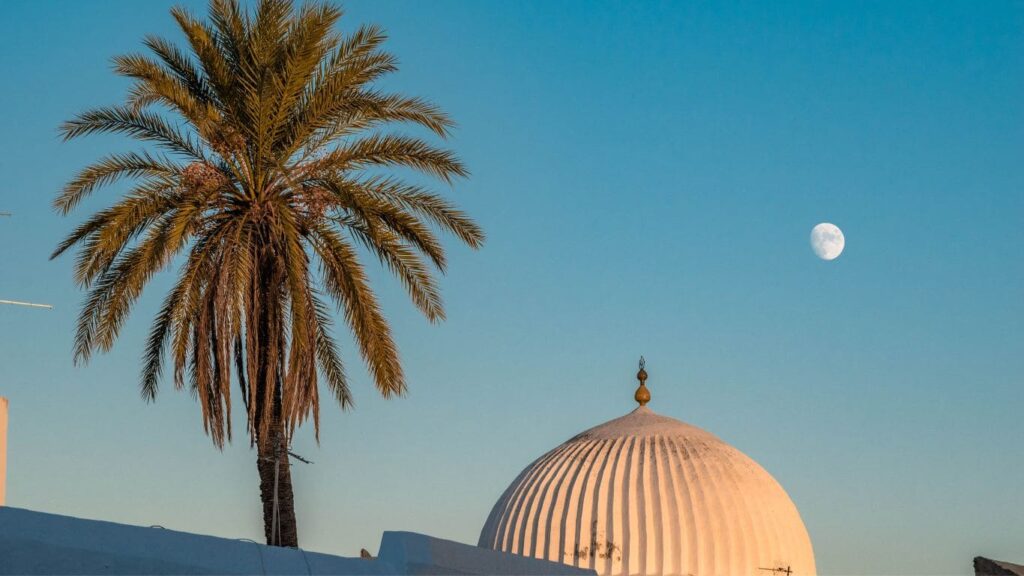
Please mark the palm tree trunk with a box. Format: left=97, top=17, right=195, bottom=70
left=256, top=417, right=299, bottom=547
left=253, top=246, right=299, bottom=548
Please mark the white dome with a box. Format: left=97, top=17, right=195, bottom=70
left=479, top=406, right=815, bottom=576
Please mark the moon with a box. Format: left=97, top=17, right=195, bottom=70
left=810, top=223, right=845, bottom=260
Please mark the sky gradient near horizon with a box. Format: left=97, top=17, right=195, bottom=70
left=1, top=1, right=1022, bottom=574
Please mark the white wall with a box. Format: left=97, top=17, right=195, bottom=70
left=0, top=506, right=596, bottom=575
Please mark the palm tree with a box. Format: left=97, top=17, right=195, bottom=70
left=52, top=0, right=482, bottom=548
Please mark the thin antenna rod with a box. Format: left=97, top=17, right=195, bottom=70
left=0, top=300, right=53, bottom=309
left=0, top=212, right=53, bottom=309
left=759, top=567, right=793, bottom=576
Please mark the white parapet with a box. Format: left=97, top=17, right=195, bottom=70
left=379, top=531, right=594, bottom=575
left=0, top=506, right=396, bottom=575
left=0, top=506, right=596, bottom=575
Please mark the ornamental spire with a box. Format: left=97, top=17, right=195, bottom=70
left=634, top=356, right=650, bottom=407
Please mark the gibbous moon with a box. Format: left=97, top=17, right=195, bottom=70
left=810, top=222, right=845, bottom=260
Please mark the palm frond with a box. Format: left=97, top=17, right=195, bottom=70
left=55, top=152, right=178, bottom=215
left=314, top=133, right=466, bottom=183
left=319, top=176, right=449, bottom=270
left=60, top=106, right=206, bottom=160
left=357, top=176, right=484, bottom=247
left=345, top=215, right=445, bottom=322
left=311, top=223, right=404, bottom=397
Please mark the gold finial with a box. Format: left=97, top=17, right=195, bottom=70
left=634, top=356, right=650, bottom=407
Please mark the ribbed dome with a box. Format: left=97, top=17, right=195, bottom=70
left=479, top=406, right=815, bottom=576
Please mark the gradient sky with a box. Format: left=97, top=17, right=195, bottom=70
left=1, top=1, right=1022, bottom=574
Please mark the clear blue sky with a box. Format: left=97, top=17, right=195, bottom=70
left=1, top=1, right=1021, bottom=574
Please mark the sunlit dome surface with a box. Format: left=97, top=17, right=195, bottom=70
left=478, top=371, right=816, bottom=576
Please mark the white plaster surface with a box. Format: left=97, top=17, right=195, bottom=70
left=380, top=531, right=594, bottom=575
left=0, top=506, right=390, bottom=575
left=479, top=406, right=816, bottom=576
left=0, top=506, right=595, bottom=575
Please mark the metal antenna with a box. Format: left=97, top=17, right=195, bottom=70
left=0, top=212, right=53, bottom=310
left=0, top=300, right=53, bottom=309
left=758, top=567, right=793, bottom=576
